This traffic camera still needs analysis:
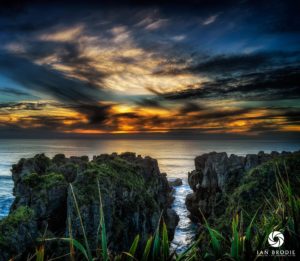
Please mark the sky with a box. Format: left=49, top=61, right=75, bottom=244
left=0, top=0, right=300, bottom=139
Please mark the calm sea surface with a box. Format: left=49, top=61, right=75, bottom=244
left=0, top=139, right=299, bottom=251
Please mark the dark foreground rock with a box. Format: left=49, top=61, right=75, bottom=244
left=186, top=150, right=300, bottom=223
left=168, top=178, right=183, bottom=187
left=0, top=152, right=178, bottom=260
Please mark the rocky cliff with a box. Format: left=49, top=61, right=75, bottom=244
left=0, top=153, right=178, bottom=260
left=186, top=151, right=300, bottom=223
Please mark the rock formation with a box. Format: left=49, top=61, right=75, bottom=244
left=186, top=150, right=299, bottom=222
left=0, top=152, right=178, bottom=260
left=168, top=178, right=183, bottom=187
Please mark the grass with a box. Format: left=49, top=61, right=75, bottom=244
left=198, top=169, right=300, bottom=261
left=8, top=160, right=300, bottom=261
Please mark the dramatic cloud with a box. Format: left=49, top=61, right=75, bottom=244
left=160, top=66, right=300, bottom=101
left=0, top=0, right=299, bottom=137
left=0, top=52, right=114, bottom=123
left=0, top=102, right=48, bottom=111
left=179, top=102, right=205, bottom=114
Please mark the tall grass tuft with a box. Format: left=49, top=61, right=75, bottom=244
left=67, top=215, right=75, bottom=261
left=141, top=236, right=153, bottom=261
left=152, top=213, right=162, bottom=260
left=161, top=221, right=169, bottom=260
left=97, top=178, right=109, bottom=261
left=69, top=183, right=93, bottom=260
left=200, top=166, right=300, bottom=261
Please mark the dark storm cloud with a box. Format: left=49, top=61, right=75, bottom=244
left=74, top=104, right=113, bottom=124
left=111, top=107, right=253, bottom=129
left=283, top=110, right=300, bottom=123
left=0, top=115, right=84, bottom=139
left=0, top=53, right=98, bottom=102
left=194, top=108, right=252, bottom=120
left=0, top=102, right=48, bottom=111
left=135, top=98, right=164, bottom=108
left=0, top=52, right=111, bottom=123
left=114, top=112, right=140, bottom=119
left=222, top=108, right=300, bottom=125
left=247, top=122, right=279, bottom=133
left=150, top=51, right=300, bottom=109
left=189, top=53, right=272, bottom=75
left=160, top=66, right=300, bottom=101
left=179, top=102, right=204, bottom=114
left=20, top=115, right=75, bottom=128
left=154, top=51, right=300, bottom=76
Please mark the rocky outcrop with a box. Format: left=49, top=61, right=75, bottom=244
left=0, top=152, right=178, bottom=260
left=168, top=178, right=183, bottom=187
left=186, top=151, right=298, bottom=222
left=0, top=206, right=37, bottom=260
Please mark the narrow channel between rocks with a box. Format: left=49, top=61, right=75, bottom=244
left=170, top=178, right=197, bottom=253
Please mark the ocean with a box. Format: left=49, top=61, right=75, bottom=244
left=0, top=139, right=299, bottom=251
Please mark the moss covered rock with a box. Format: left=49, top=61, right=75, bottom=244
left=1, top=152, right=178, bottom=259
left=0, top=206, right=37, bottom=261
left=11, top=154, right=69, bottom=235
left=67, top=152, right=177, bottom=252
left=186, top=151, right=300, bottom=223
left=224, top=152, right=300, bottom=222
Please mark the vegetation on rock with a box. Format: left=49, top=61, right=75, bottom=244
left=0, top=152, right=178, bottom=260
left=0, top=206, right=36, bottom=260
left=185, top=151, right=300, bottom=260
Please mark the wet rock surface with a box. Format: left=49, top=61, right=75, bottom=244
left=0, top=152, right=178, bottom=260
left=186, top=150, right=299, bottom=222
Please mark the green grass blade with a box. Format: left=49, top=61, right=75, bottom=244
left=152, top=230, right=160, bottom=260
left=199, top=207, right=224, bottom=258
left=127, top=235, right=140, bottom=260
left=245, top=209, right=259, bottom=241
left=230, top=214, right=239, bottom=260
left=69, top=184, right=92, bottom=260
left=185, top=252, right=197, bottom=261
left=114, top=255, right=122, bottom=261
left=97, top=179, right=109, bottom=261
left=44, top=238, right=89, bottom=260
left=68, top=215, right=75, bottom=261
left=162, top=221, right=169, bottom=260
left=176, top=239, right=198, bottom=261
left=141, top=236, right=153, bottom=261
left=152, top=212, right=163, bottom=260
left=35, top=245, right=44, bottom=261
left=176, top=238, right=200, bottom=261
left=122, top=252, right=138, bottom=261
left=206, top=225, right=222, bottom=257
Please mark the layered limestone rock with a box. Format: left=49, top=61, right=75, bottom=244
left=186, top=151, right=298, bottom=222
left=0, top=153, right=178, bottom=260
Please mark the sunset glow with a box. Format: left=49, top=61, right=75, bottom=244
left=0, top=1, right=299, bottom=138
